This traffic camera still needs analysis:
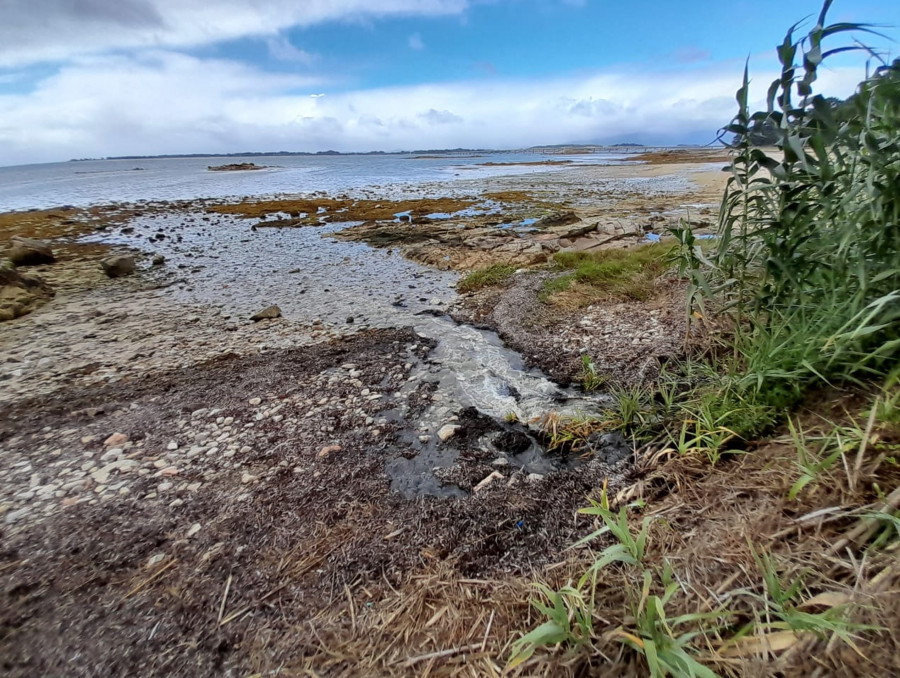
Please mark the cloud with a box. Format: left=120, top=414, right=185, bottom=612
left=418, top=108, right=463, bottom=124
left=0, top=0, right=469, bottom=67
left=266, top=36, right=317, bottom=63
left=408, top=33, right=425, bottom=50
left=0, top=52, right=870, bottom=166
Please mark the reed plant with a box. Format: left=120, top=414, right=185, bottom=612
left=678, top=0, right=899, bottom=404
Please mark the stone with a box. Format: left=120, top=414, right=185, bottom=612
left=186, top=523, right=202, bottom=539
left=166, top=441, right=179, bottom=451
left=318, top=444, right=341, bottom=459
left=100, top=448, right=123, bottom=462
left=100, top=255, right=136, bottom=278
left=4, top=508, right=30, bottom=525
left=474, top=471, right=504, bottom=493
left=0, top=266, right=54, bottom=321
left=104, top=432, right=129, bottom=447
left=151, top=254, right=166, bottom=266
left=240, top=471, right=257, bottom=484
left=250, top=305, right=281, bottom=321
left=527, top=473, right=546, bottom=483
left=8, top=236, right=55, bottom=266
left=437, top=424, right=461, bottom=442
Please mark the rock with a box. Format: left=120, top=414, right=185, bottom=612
left=491, top=457, right=510, bottom=467
left=7, top=236, right=55, bottom=266
left=100, top=448, right=123, bottom=462
left=533, top=211, right=580, bottom=229
left=527, top=473, right=546, bottom=483
left=186, top=523, right=202, bottom=538
left=101, top=255, right=136, bottom=278
left=104, top=432, right=129, bottom=447
left=151, top=254, right=166, bottom=266
left=437, top=424, right=461, bottom=442
left=166, top=441, right=179, bottom=451
left=474, top=471, right=504, bottom=493
left=4, top=508, right=30, bottom=525
left=251, top=305, right=281, bottom=321
left=240, top=471, right=257, bottom=484
left=248, top=397, right=262, bottom=406
left=318, top=444, right=341, bottom=459
left=0, top=266, right=54, bottom=321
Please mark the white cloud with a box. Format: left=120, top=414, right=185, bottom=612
left=0, top=52, right=870, bottom=166
left=0, top=0, right=469, bottom=67
left=266, top=36, right=317, bottom=64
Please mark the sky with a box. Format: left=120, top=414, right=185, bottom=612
left=0, top=0, right=896, bottom=166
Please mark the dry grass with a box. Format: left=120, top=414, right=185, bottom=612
left=273, top=389, right=900, bottom=677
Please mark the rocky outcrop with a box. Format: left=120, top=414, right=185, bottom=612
left=0, top=264, right=54, bottom=321
left=7, top=236, right=56, bottom=266
left=100, top=255, right=136, bottom=278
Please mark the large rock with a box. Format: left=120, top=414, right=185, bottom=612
left=7, top=236, right=55, bottom=266
left=0, top=265, right=55, bottom=321
left=251, top=305, right=282, bottom=321
left=101, top=255, right=136, bottom=278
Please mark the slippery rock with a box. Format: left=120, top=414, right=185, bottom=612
left=101, top=255, right=136, bottom=278
left=251, top=305, right=282, bottom=321
left=7, top=236, right=55, bottom=266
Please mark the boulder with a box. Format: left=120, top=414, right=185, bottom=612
left=7, top=236, right=55, bottom=266
left=101, top=255, right=136, bottom=278
left=251, top=305, right=282, bottom=321
left=0, top=265, right=54, bottom=321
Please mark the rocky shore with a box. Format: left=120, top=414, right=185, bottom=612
left=0, top=150, right=729, bottom=676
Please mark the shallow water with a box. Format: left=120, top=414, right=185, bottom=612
left=84, top=211, right=609, bottom=496
left=0, top=152, right=627, bottom=212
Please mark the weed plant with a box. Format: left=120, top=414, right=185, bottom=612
left=457, top=263, right=517, bottom=292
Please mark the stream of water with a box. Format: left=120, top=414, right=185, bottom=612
left=84, top=210, right=610, bottom=495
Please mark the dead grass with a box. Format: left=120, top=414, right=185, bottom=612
left=283, top=388, right=900, bottom=677
left=206, top=197, right=478, bottom=222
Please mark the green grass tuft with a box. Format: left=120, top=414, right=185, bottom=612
left=456, top=264, right=518, bottom=293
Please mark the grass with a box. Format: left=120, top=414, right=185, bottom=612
left=457, top=264, right=518, bottom=293
left=539, top=244, right=675, bottom=304
left=509, top=4, right=900, bottom=674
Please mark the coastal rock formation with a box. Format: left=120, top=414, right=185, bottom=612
left=100, top=255, right=136, bottom=278
left=7, top=236, right=56, bottom=266
left=0, top=265, right=54, bottom=321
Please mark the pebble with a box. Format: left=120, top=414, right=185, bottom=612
left=437, top=424, right=461, bottom=442
left=240, top=471, right=257, bottom=484
left=166, top=441, right=179, bottom=451
left=104, top=433, right=129, bottom=447
left=248, top=397, right=262, bottom=406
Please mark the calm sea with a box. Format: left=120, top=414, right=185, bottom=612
left=0, top=152, right=630, bottom=212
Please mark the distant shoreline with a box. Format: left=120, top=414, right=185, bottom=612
left=66, top=143, right=703, bottom=163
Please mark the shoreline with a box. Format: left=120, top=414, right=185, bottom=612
left=0, top=151, right=731, bottom=675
